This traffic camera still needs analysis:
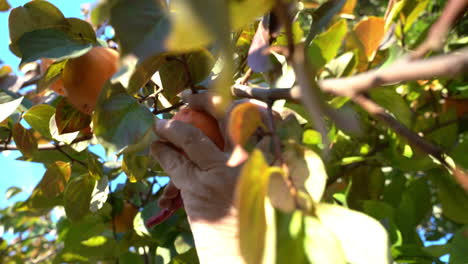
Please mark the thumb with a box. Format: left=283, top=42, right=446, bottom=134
left=150, top=141, right=196, bottom=190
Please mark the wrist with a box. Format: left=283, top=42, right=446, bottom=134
left=187, top=206, right=244, bottom=264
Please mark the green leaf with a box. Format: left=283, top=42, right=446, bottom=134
left=80, top=235, right=107, bottom=247
left=450, top=226, right=468, bottom=264
left=346, top=165, right=385, bottom=210
left=427, top=108, right=457, bottom=149
left=381, top=45, right=406, bottom=68
left=110, top=0, right=169, bottom=59
left=93, top=82, right=155, bottom=153
left=87, top=153, right=103, bottom=180
left=362, top=200, right=403, bottom=247
left=422, top=244, right=450, bottom=259
left=23, top=104, right=55, bottom=139
left=49, top=113, right=79, bottom=144
left=65, top=18, right=98, bottom=44
left=308, top=19, right=348, bottom=70
left=17, top=29, right=93, bottom=66
left=167, top=0, right=230, bottom=51
left=304, top=215, right=347, bottom=264
left=277, top=114, right=303, bottom=143
left=284, top=144, right=327, bottom=205
left=316, top=203, right=392, bottom=264
left=89, top=175, right=109, bottom=213
left=171, top=248, right=200, bottom=264
left=64, top=174, right=96, bottom=222
left=28, top=161, right=71, bottom=210
left=451, top=132, right=468, bottom=169
left=401, top=0, right=430, bottom=32
left=5, top=186, right=22, bottom=200
left=229, top=0, right=273, bottom=30
left=122, top=153, right=149, bottom=182
left=12, top=123, right=38, bottom=158
left=90, top=0, right=113, bottom=26
left=55, top=98, right=91, bottom=134
left=160, top=50, right=215, bottom=101
left=36, top=59, right=66, bottom=93
left=236, top=149, right=279, bottom=264
left=0, top=96, right=23, bottom=123
left=276, top=211, right=307, bottom=264
left=370, top=87, right=412, bottom=127
left=40, top=161, right=71, bottom=198
left=325, top=51, right=357, bottom=78
left=429, top=171, right=468, bottom=225
left=174, top=232, right=195, bottom=255
left=392, top=244, right=435, bottom=263
left=303, top=129, right=322, bottom=145
left=8, top=0, right=68, bottom=55
left=125, top=54, right=166, bottom=94
left=119, top=252, right=145, bottom=264
left=384, top=0, right=406, bottom=31
left=305, top=0, right=346, bottom=44
left=404, top=178, right=431, bottom=225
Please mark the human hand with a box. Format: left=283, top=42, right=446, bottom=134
left=147, top=92, right=273, bottom=263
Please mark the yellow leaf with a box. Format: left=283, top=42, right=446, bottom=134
left=354, top=17, right=385, bottom=61
left=227, top=102, right=264, bottom=146
left=316, top=203, right=392, bottom=264
left=340, top=0, right=357, bottom=15
left=236, top=149, right=281, bottom=264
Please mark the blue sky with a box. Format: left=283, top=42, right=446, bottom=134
left=0, top=0, right=99, bottom=207
left=0, top=1, right=452, bottom=262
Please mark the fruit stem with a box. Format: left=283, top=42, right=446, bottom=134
left=152, top=101, right=186, bottom=115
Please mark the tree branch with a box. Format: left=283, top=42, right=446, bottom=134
left=352, top=94, right=444, bottom=159
left=0, top=135, right=92, bottom=152
left=233, top=49, right=468, bottom=102
left=319, top=48, right=468, bottom=97
left=412, top=0, right=468, bottom=59
left=231, top=49, right=468, bottom=191
left=152, top=101, right=185, bottom=115
left=351, top=94, right=468, bottom=191
left=231, top=84, right=300, bottom=102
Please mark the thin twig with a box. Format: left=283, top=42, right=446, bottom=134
left=0, top=133, right=92, bottom=152
left=238, top=68, right=253, bottom=85
left=233, top=49, right=468, bottom=101
left=273, top=0, right=295, bottom=60
left=142, top=177, right=156, bottom=206
left=21, top=74, right=41, bottom=88
left=351, top=94, right=468, bottom=192
left=232, top=84, right=300, bottom=102
left=352, top=94, right=445, bottom=160
left=319, top=48, right=468, bottom=98
left=152, top=101, right=185, bottom=115
left=55, top=144, right=87, bottom=168
left=412, top=0, right=468, bottom=59
left=267, top=100, right=283, bottom=164
left=422, top=117, right=468, bottom=135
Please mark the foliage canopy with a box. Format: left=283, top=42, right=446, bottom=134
left=0, top=0, right=467, bottom=263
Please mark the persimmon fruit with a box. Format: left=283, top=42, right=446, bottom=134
left=146, top=107, right=224, bottom=228
left=111, top=200, right=139, bottom=233
left=443, top=98, right=468, bottom=117
left=172, top=107, right=224, bottom=150
left=62, top=47, right=119, bottom=114
left=39, top=58, right=65, bottom=95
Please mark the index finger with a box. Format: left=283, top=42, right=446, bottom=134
left=154, top=119, right=228, bottom=170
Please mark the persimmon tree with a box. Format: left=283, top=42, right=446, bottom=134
left=0, top=0, right=467, bottom=263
